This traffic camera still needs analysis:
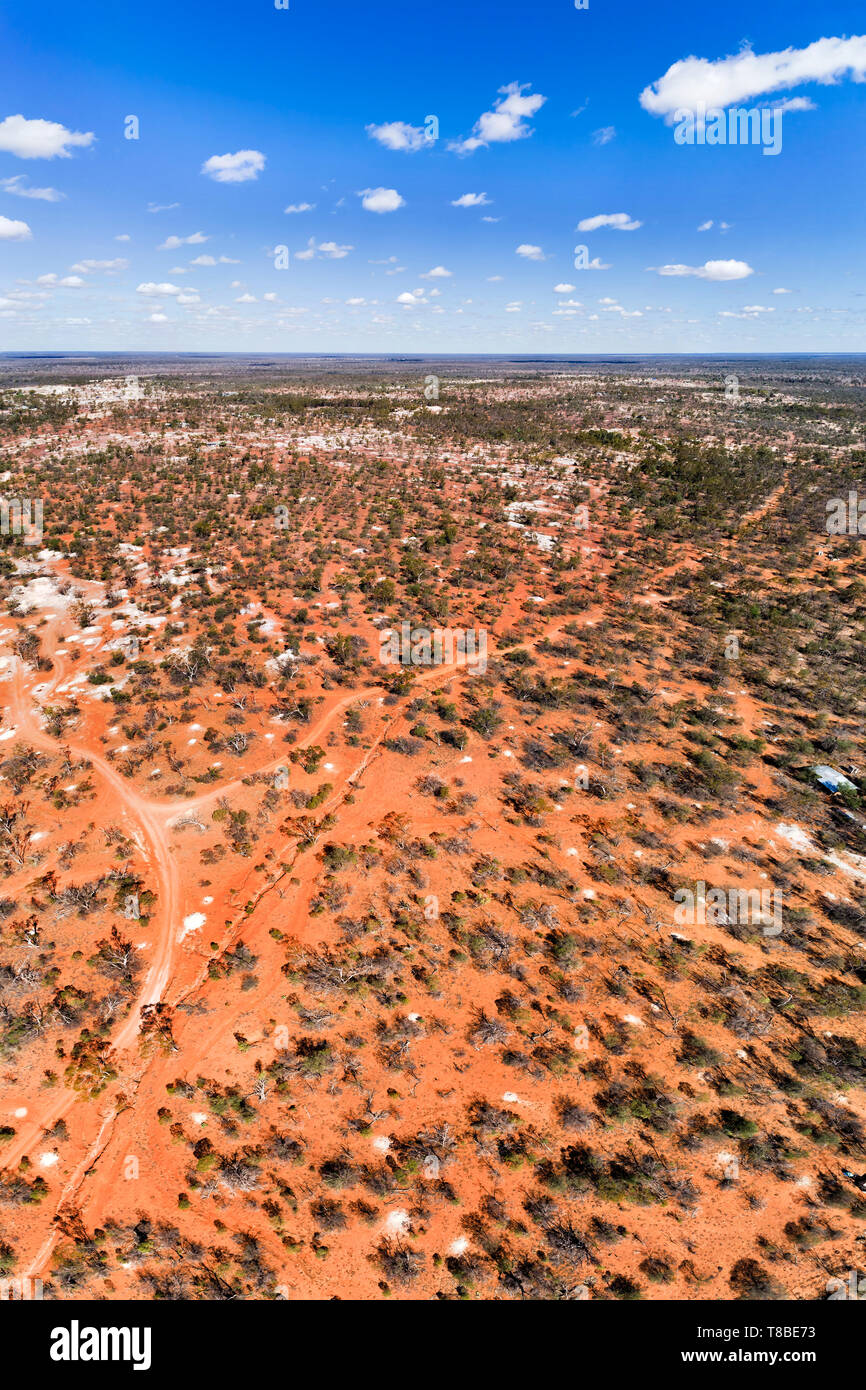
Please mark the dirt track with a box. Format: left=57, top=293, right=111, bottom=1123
left=2, top=564, right=529, bottom=1276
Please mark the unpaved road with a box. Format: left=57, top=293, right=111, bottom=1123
left=1, top=572, right=525, bottom=1277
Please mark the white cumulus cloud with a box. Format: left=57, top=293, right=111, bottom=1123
left=136, top=281, right=187, bottom=296
left=201, top=149, right=265, bottom=183
left=0, top=114, right=94, bottom=159
left=69, top=258, right=127, bottom=272
left=649, top=259, right=754, bottom=280
left=449, top=82, right=546, bottom=154
left=158, top=232, right=208, bottom=250
left=191, top=254, right=239, bottom=266
left=0, top=214, right=31, bottom=240
left=639, top=35, right=866, bottom=121
left=37, top=273, right=84, bottom=287
left=720, top=304, right=774, bottom=318
left=577, top=212, right=642, bottom=232
left=358, top=187, right=405, bottom=213
left=295, top=238, right=354, bottom=260
left=366, top=121, right=434, bottom=152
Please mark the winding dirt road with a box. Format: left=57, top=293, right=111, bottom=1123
left=1, top=577, right=525, bottom=1277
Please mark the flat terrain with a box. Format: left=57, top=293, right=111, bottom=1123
left=1, top=360, right=866, bottom=1301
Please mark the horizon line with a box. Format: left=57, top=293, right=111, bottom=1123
left=2, top=350, right=864, bottom=362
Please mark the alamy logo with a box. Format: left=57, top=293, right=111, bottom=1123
left=0, top=1277, right=42, bottom=1300
left=379, top=622, right=487, bottom=675
left=673, top=103, right=783, bottom=157
left=674, top=882, right=782, bottom=937
left=50, top=1320, right=152, bottom=1371
left=826, top=1271, right=866, bottom=1300
left=826, top=492, right=866, bottom=536
left=0, top=497, right=43, bottom=546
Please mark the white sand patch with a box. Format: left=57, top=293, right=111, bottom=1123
left=449, top=1237, right=469, bottom=1256
left=826, top=851, right=866, bottom=884
left=8, top=575, right=75, bottom=614
left=190, top=1113, right=208, bottom=1126
left=0, top=727, right=17, bottom=742
left=775, top=823, right=814, bottom=854
left=372, top=1135, right=391, bottom=1153
left=14, top=1107, right=27, bottom=1118
left=39, top=1152, right=59, bottom=1168
left=179, top=911, right=206, bottom=941
left=623, top=1014, right=645, bottom=1028
left=382, top=1209, right=410, bottom=1235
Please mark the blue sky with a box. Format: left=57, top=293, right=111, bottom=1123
left=0, top=0, right=863, bottom=351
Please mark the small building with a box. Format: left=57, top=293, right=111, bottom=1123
left=812, top=764, right=858, bottom=794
